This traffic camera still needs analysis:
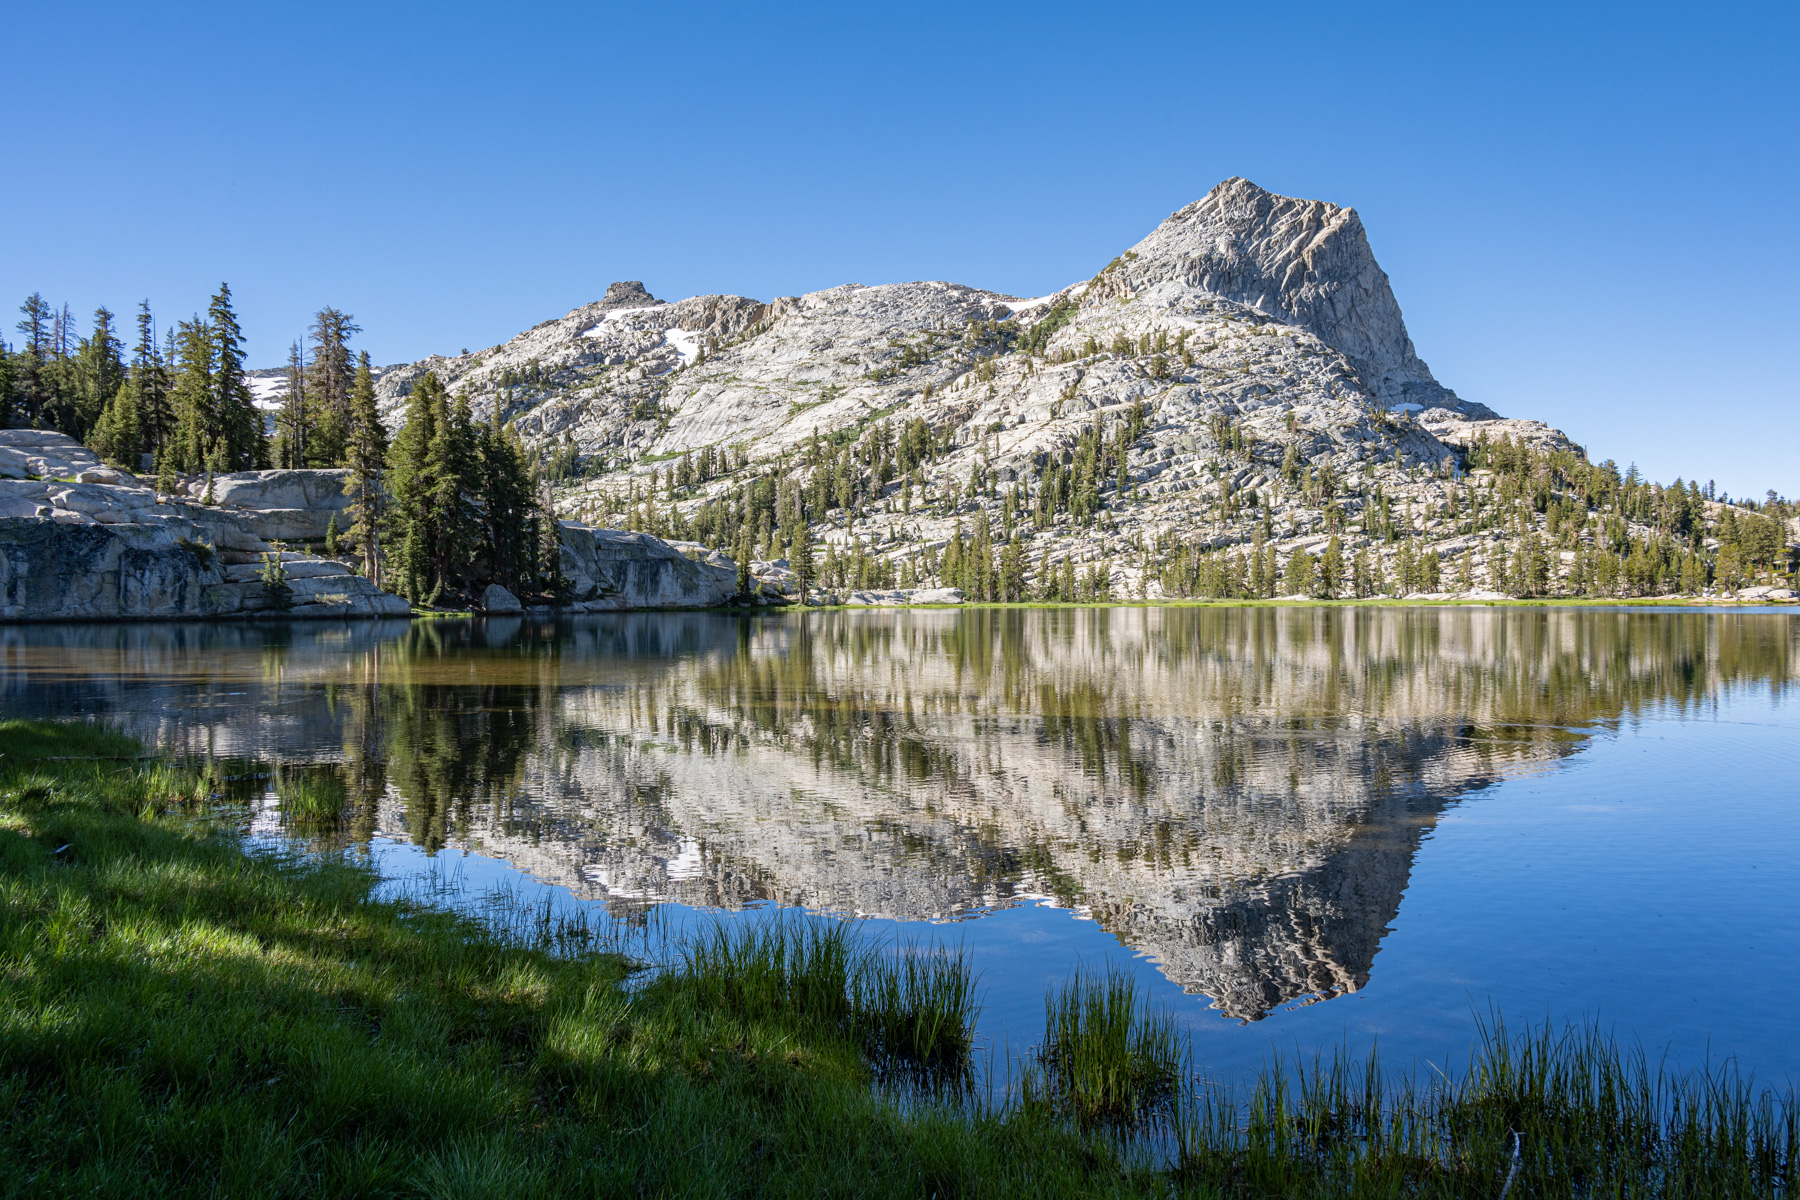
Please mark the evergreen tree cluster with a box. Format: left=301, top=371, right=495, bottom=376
left=384, top=374, right=549, bottom=605
left=3, top=287, right=266, bottom=475
left=272, top=308, right=361, bottom=468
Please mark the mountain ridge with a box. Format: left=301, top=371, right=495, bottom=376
left=351, top=177, right=1790, bottom=604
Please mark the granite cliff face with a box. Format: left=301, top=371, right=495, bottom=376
left=1101, top=178, right=1487, bottom=416
left=0, top=431, right=409, bottom=620
left=0, top=430, right=753, bottom=621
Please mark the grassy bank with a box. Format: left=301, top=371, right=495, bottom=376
left=0, top=719, right=1793, bottom=1197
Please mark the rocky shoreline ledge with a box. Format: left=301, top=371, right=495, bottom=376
left=3, top=425, right=1789, bottom=623
left=0, top=429, right=969, bottom=622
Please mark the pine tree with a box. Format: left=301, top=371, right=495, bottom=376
left=71, top=307, right=126, bottom=440
left=477, top=400, right=535, bottom=595
left=999, top=533, right=1026, bottom=600
left=306, top=308, right=359, bottom=465
left=164, top=318, right=216, bottom=474
left=40, top=302, right=83, bottom=434
left=343, top=352, right=388, bottom=586
left=734, top=525, right=753, bottom=597
left=1283, top=550, right=1317, bottom=597
left=1320, top=535, right=1344, bottom=599
left=274, top=340, right=310, bottom=468
left=208, top=284, right=266, bottom=471
left=788, top=523, right=813, bottom=603
left=0, top=344, right=14, bottom=429
left=88, top=382, right=143, bottom=468
left=386, top=373, right=444, bottom=601
left=130, top=302, right=171, bottom=455
left=13, top=294, right=53, bottom=426
left=535, top=481, right=566, bottom=599
left=426, top=392, right=481, bottom=593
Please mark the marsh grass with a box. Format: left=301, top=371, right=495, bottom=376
left=274, top=764, right=348, bottom=831
left=1, top=717, right=1794, bottom=1198
left=1028, top=967, right=1186, bottom=1130
left=1176, top=1021, right=1798, bottom=1197
left=673, top=918, right=979, bottom=1088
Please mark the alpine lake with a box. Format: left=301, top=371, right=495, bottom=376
left=4, top=604, right=1796, bottom=1091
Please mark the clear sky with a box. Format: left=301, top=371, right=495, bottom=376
left=4, top=1, right=1794, bottom=497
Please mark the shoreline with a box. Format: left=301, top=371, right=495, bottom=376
left=1, top=718, right=1792, bottom=1196
left=2, top=593, right=1794, bottom=626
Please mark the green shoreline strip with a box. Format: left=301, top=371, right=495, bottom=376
left=1, top=719, right=1793, bottom=1197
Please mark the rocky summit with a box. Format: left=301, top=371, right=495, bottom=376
left=371, top=177, right=1692, bottom=605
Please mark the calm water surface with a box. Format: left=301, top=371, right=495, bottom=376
left=3, top=607, right=1796, bottom=1085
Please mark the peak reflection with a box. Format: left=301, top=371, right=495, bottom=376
left=3, top=608, right=1792, bottom=1021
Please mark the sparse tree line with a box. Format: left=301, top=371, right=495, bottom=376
left=598, top=402, right=1792, bottom=602
left=3, top=293, right=558, bottom=607
left=1140, top=434, right=1795, bottom=600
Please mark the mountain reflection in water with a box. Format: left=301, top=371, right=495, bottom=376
left=2, top=607, right=1793, bottom=1022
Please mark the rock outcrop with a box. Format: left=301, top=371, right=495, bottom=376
left=207, top=470, right=355, bottom=541
left=0, top=431, right=406, bottom=621
left=557, top=525, right=739, bottom=610
left=0, top=430, right=769, bottom=621
left=1101, top=178, right=1492, bottom=417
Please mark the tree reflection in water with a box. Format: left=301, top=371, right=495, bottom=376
left=0, top=607, right=1792, bottom=1020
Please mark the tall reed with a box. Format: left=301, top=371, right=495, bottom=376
left=675, top=916, right=980, bottom=1082
left=1173, top=1018, right=1799, bottom=1197
left=1028, top=967, right=1186, bottom=1130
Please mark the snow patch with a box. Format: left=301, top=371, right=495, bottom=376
left=581, top=305, right=663, bottom=338
left=249, top=376, right=289, bottom=412
left=1386, top=402, right=1424, bottom=413
left=663, top=328, right=702, bottom=360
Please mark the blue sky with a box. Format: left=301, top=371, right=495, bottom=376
left=3, top=1, right=1794, bottom=496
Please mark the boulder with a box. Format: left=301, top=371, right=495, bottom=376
left=482, top=583, right=524, bottom=613
left=0, top=429, right=108, bottom=482
left=0, top=516, right=227, bottom=620
left=557, top=523, right=739, bottom=610
left=0, top=459, right=416, bottom=623
left=208, top=470, right=354, bottom=540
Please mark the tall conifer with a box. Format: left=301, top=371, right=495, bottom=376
left=477, top=400, right=535, bottom=595
left=89, top=382, right=144, bottom=468
left=71, top=308, right=126, bottom=439
left=306, top=308, right=359, bottom=465
left=0, top=343, right=14, bottom=429
left=165, top=318, right=216, bottom=474
left=387, top=372, right=445, bottom=601
left=131, top=302, right=171, bottom=454
left=426, top=392, right=481, bottom=592
left=343, top=352, right=388, bottom=585
left=14, top=294, right=52, bottom=426
left=208, top=284, right=266, bottom=470
left=274, top=340, right=310, bottom=468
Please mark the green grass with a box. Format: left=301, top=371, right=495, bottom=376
left=1028, top=967, right=1184, bottom=1130
left=0, top=721, right=1136, bottom=1197
left=275, top=765, right=349, bottom=834
left=0, top=718, right=1793, bottom=1197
